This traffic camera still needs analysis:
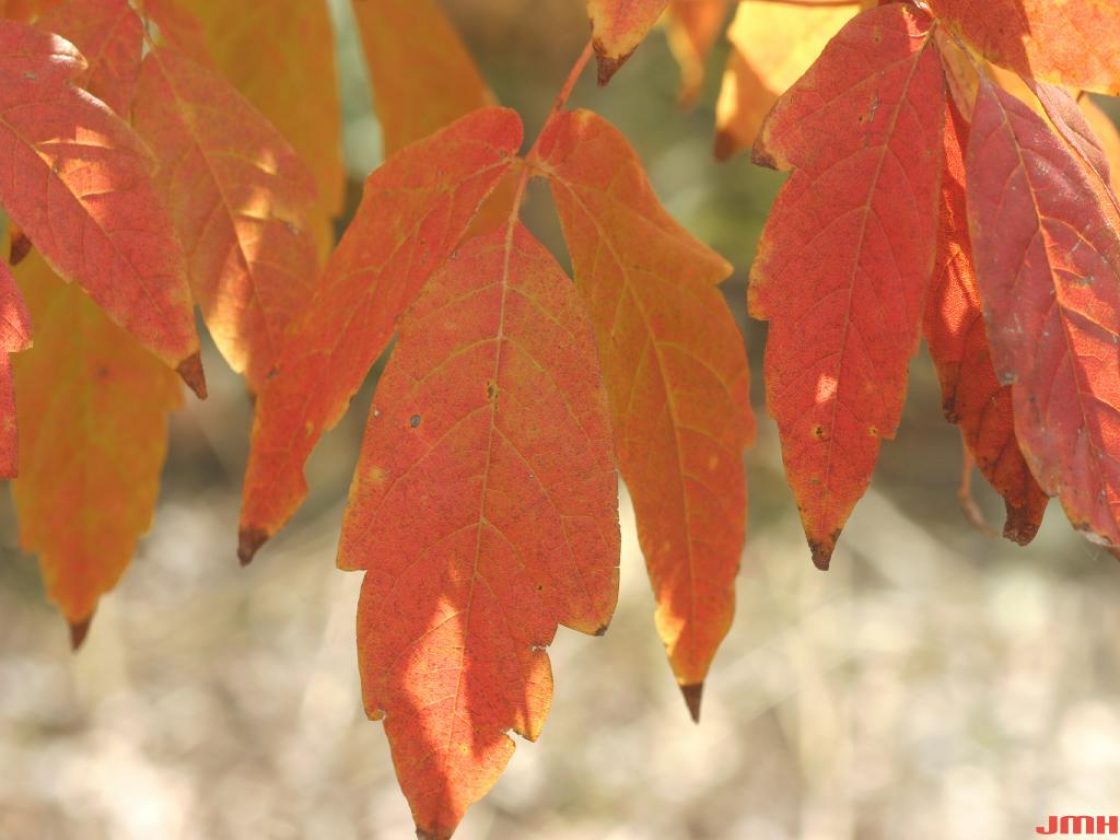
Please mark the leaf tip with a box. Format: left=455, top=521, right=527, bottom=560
left=176, top=352, right=207, bottom=399
left=1002, top=505, right=1042, bottom=547
left=9, top=227, right=31, bottom=266
left=416, top=826, right=450, bottom=840
left=808, top=535, right=837, bottom=571
left=713, top=130, right=738, bottom=163
left=238, top=527, right=268, bottom=566
left=69, top=614, right=93, bottom=651
left=593, top=41, right=630, bottom=86
left=680, top=682, right=704, bottom=723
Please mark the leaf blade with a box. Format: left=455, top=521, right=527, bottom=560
left=338, top=223, right=618, bottom=838
left=540, top=108, right=753, bottom=704
left=0, top=258, right=30, bottom=477
left=748, top=4, right=945, bottom=568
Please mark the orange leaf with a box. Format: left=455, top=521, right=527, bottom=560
left=749, top=4, right=945, bottom=569
left=0, top=259, right=30, bottom=477
left=338, top=223, right=618, bottom=839
left=714, top=0, right=859, bottom=160
left=966, top=76, right=1120, bottom=551
left=11, top=252, right=180, bottom=638
left=664, top=0, right=731, bottom=106
left=351, top=0, right=490, bottom=157
left=0, top=0, right=61, bottom=22
left=923, top=99, right=1048, bottom=544
left=132, top=44, right=319, bottom=392
left=181, top=0, right=343, bottom=256
left=539, top=109, right=752, bottom=712
left=239, top=108, right=522, bottom=561
left=37, top=0, right=143, bottom=115
left=588, top=0, right=669, bottom=84
left=0, top=20, right=203, bottom=394
left=930, top=0, right=1120, bottom=96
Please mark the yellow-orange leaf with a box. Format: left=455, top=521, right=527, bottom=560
left=351, top=0, right=490, bottom=157
left=714, top=0, right=858, bottom=160
left=11, top=252, right=180, bottom=633
left=749, top=5, right=944, bottom=569
left=338, top=223, right=618, bottom=839
left=539, top=108, right=752, bottom=714
left=588, top=0, right=669, bottom=84
left=1079, top=97, right=1120, bottom=201
left=929, top=0, right=1120, bottom=96
left=664, top=0, right=731, bottom=106
left=239, top=108, right=522, bottom=561
left=133, top=44, right=319, bottom=392
left=182, top=0, right=343, bottom=256
left=0, top=259, right=30, bottom=477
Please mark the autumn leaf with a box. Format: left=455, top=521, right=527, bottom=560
left=929, top=0, right=1120, bottom=96
left=0, top=0, right=61, bottom=22
left=11, top=252, right=181, bottom=643
left=351, top=0, right=491, bottom=157
left=714, top=0, right=859, bottom=160
left=749, top=4, right=945, bottom=569
left=132, top=42, right=319, bottom=392
left=966, top=76, right=1120, bottom=551
left=1078, top=96, right=1120, bottom=201
left=588, top=0, right=669, bottom=84
left=923, top=99, right=1048, bottom=544
left=338, top=222, right=618, bottom=840
left=664, top=0, right=731, bottom=106
left=184, top=0, right=343, bottom=256
left=539, top=108, right=752, bottom=714
left=37, top=0, right=143, bottom=115
left=239, top=108, right=522, bottom=562
left=0, top=19, right=203, bottom=394
left=0, top=258, right=30, bottom=477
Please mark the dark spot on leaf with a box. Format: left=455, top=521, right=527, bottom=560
left=812, top=424, right=826, bottom=440
left=486, top=380, right=498, bottom=401
left=410, top=414, right=421, bottom=428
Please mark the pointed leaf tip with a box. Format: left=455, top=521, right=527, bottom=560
left=681, top=682, right=704, bottom=723
left=594, top=46, right=628, bottom=86
left=810, top=538, right=833, bottom=571
left=176, top=353, right=206, bottom=399
left=69, top=614, right=93, bottom=651
left=238, top=528, right=267, bottom=566
left=9, top=228, right=30, bottom=266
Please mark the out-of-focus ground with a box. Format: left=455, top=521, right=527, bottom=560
left=4, top=2, right=1120, bottom=838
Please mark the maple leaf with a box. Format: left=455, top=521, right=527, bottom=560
left=0, top=258, right=30, bottom=477
left=714, top=0, right=859, bottom=160
left=184, top=0, right=344, bottom=257
left=587, top=0, right=669, bottom=84
left=0, top=19, right=204, bottom=394
left=239, top=108, right=522, bottom=562
left=923, top=98, right=1048, bottom=544
left=132, top=40, right=320, bottom=392
left=749, top=4, right=945, bottom=569
left=965, top=75, right=1120, bottom=551
left=351, top=0, right=491, bottom=157
left=539, top=108, right=753, bottom=714
left=929, top=0, right=1120, bottom=96
left=338, top=222, right=619, bottom=840
left=11, top=252, right=181, bottom=645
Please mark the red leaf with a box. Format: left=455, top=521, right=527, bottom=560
left=0, top=259, right=30, bottom=477
left=966, top=76, right=1120, bottom=550
left=338, top=223, right=618, bottom=839
left=37, top=0, right=142, bottom=115
left=0, top=20, right=202, bottom=392
left=239, top=108, right=522, bottom=561
left=539, top=109, right=752, bottom=711
left=748, top=4, right=945, bottom=569
left=923, top=99, right=1048, bottom=544
left=133, top=44, right=319, bottom=392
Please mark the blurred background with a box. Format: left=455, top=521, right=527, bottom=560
left=3, top=1, right=1120, bottom=838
